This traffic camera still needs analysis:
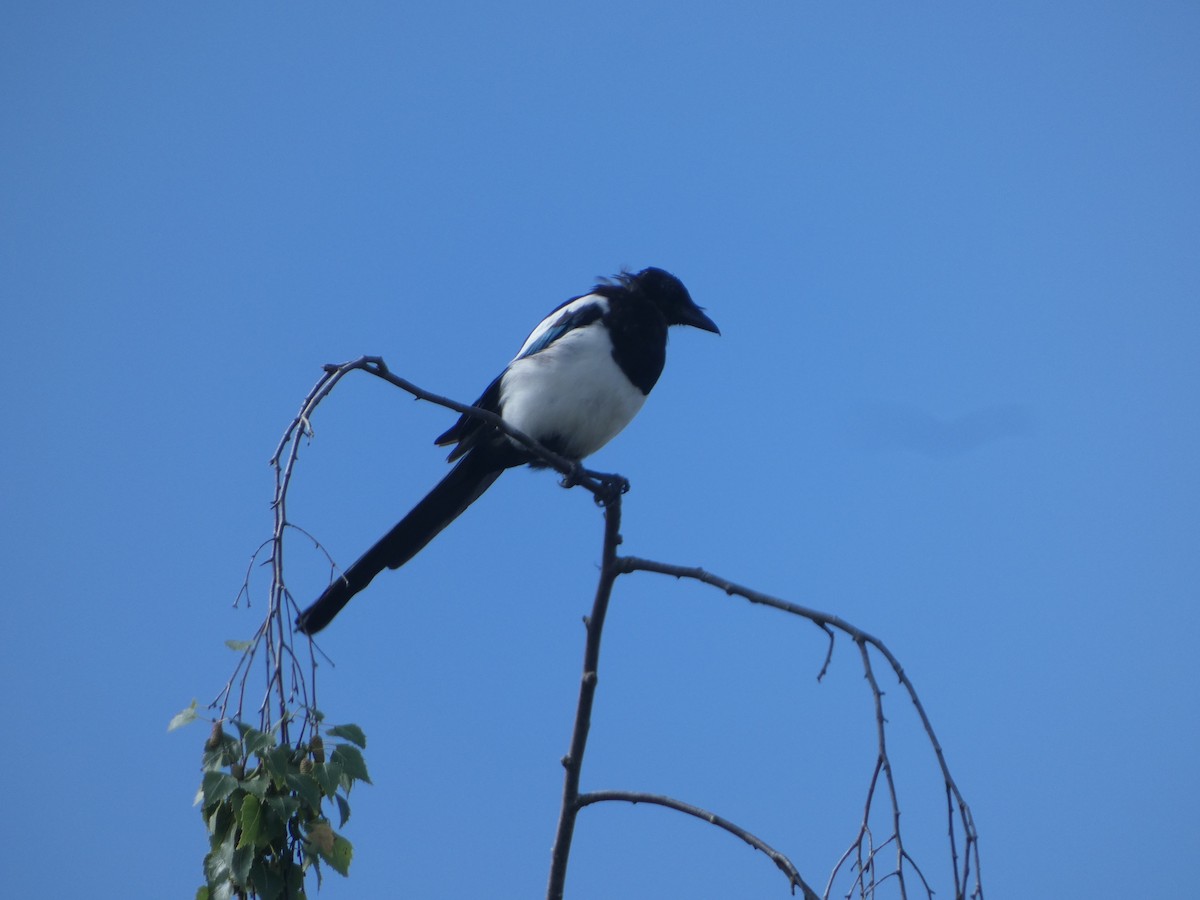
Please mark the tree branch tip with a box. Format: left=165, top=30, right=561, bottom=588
left=257, top=360, right=982, bottom=900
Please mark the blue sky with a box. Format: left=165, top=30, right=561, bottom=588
left=3, top=2, right=1197, bottom=897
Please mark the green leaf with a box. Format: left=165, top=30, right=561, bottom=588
left=306, top=820, right=351, bottom=875
left=264, top=800, right=295, bottom=856
left=266, top=793, right=299, bottom=825
left=264, top=745, right=292, bottom=788
left=306, top=849, right=324, bottom=891
left=207, top=802, right=235, bottom=845
left=195, top=887, right=209, bottom=900
left=276, top=860, right=306, bottom=898
left=205, top=872, right=235, bottom=900
left=330, top=744, right=371, bottom=786
left=201, top=771, right=239, bottom=808
left=256, top=797, right=286, bottom=845
left=205, top=816, right=237, bottom=884
left=235, top=795, right=263, bottom=850
left=240, top=726, right=274, bottom=758
left=249, top=859, right=285, bottom=900
left=269, top=861, right=306, bottom=899
left=238, top=770, right=269, bottom=799
left=335, top=794, right=351, bottom=828
left=231, top=840, right=254, bottom=886
left=312, top=761, right=344, bottom=799
left=325, top=834, right=353, bottom=876
left=202, top=731, right=241, bottom=772
left=286, top=772, right=323, bottom=812
left=325, top=723, right=366, bottom=748
left=225, top=639, right=252, bottom=652
left=168, top=700, right=199, bottom=731
left=292, top=869, right=308, bottom=899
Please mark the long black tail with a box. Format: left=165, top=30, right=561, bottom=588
left=296, top=449, right=510, bottom=634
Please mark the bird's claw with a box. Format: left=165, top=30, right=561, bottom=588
left=560, top=465, right=628, bottom=506
left=593, top=473, right=630, bottom=507
left=559, top=462, right=586, bottom=489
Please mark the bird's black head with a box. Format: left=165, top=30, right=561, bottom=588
left=624, top=267, right=720, bottom=335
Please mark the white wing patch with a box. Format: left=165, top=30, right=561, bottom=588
left=514, top=294, right=609, bottom=360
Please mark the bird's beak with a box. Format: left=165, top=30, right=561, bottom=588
left=683, top=307, right=720, bottom=335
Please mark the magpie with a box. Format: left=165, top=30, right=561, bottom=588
left=295, top=267, right=718, bottom=634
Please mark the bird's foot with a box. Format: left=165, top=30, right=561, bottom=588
left=592, top=473, right=630, bottom=507
left=560, top=464, right=629, bottom=506
left=560, top=462, right=587, bottom=490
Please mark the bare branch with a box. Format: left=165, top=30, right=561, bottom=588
left=616, top=557, right=984, bottom=900
left=577, top=790, right=820, bottom=900
left=546, top=497, right=624, bottom=900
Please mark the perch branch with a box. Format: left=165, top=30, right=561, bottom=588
left=317, top=356, right=629, bottom=504
left=546, top=496, right=624, bottom=900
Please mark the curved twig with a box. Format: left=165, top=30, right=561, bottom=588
left=577, top=790, right=819, bottom=900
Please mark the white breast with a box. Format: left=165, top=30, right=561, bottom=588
left=499, top=321, right=647, bottom=460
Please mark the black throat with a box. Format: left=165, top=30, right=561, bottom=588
left=601, top=296, right=669, bottom=395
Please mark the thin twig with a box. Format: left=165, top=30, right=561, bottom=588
left=826, top=756, right=884, bottom=900
left=577, top=790, right=820, bottom=900
left=233, top=538, right=273, bottom=609
left=857, top=638, right=908, bottom=900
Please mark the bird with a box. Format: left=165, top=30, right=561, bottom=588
left=295, top=267, right=718, bottom=634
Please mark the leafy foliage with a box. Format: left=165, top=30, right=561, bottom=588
left=183, top=712, right=371, bottom=899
